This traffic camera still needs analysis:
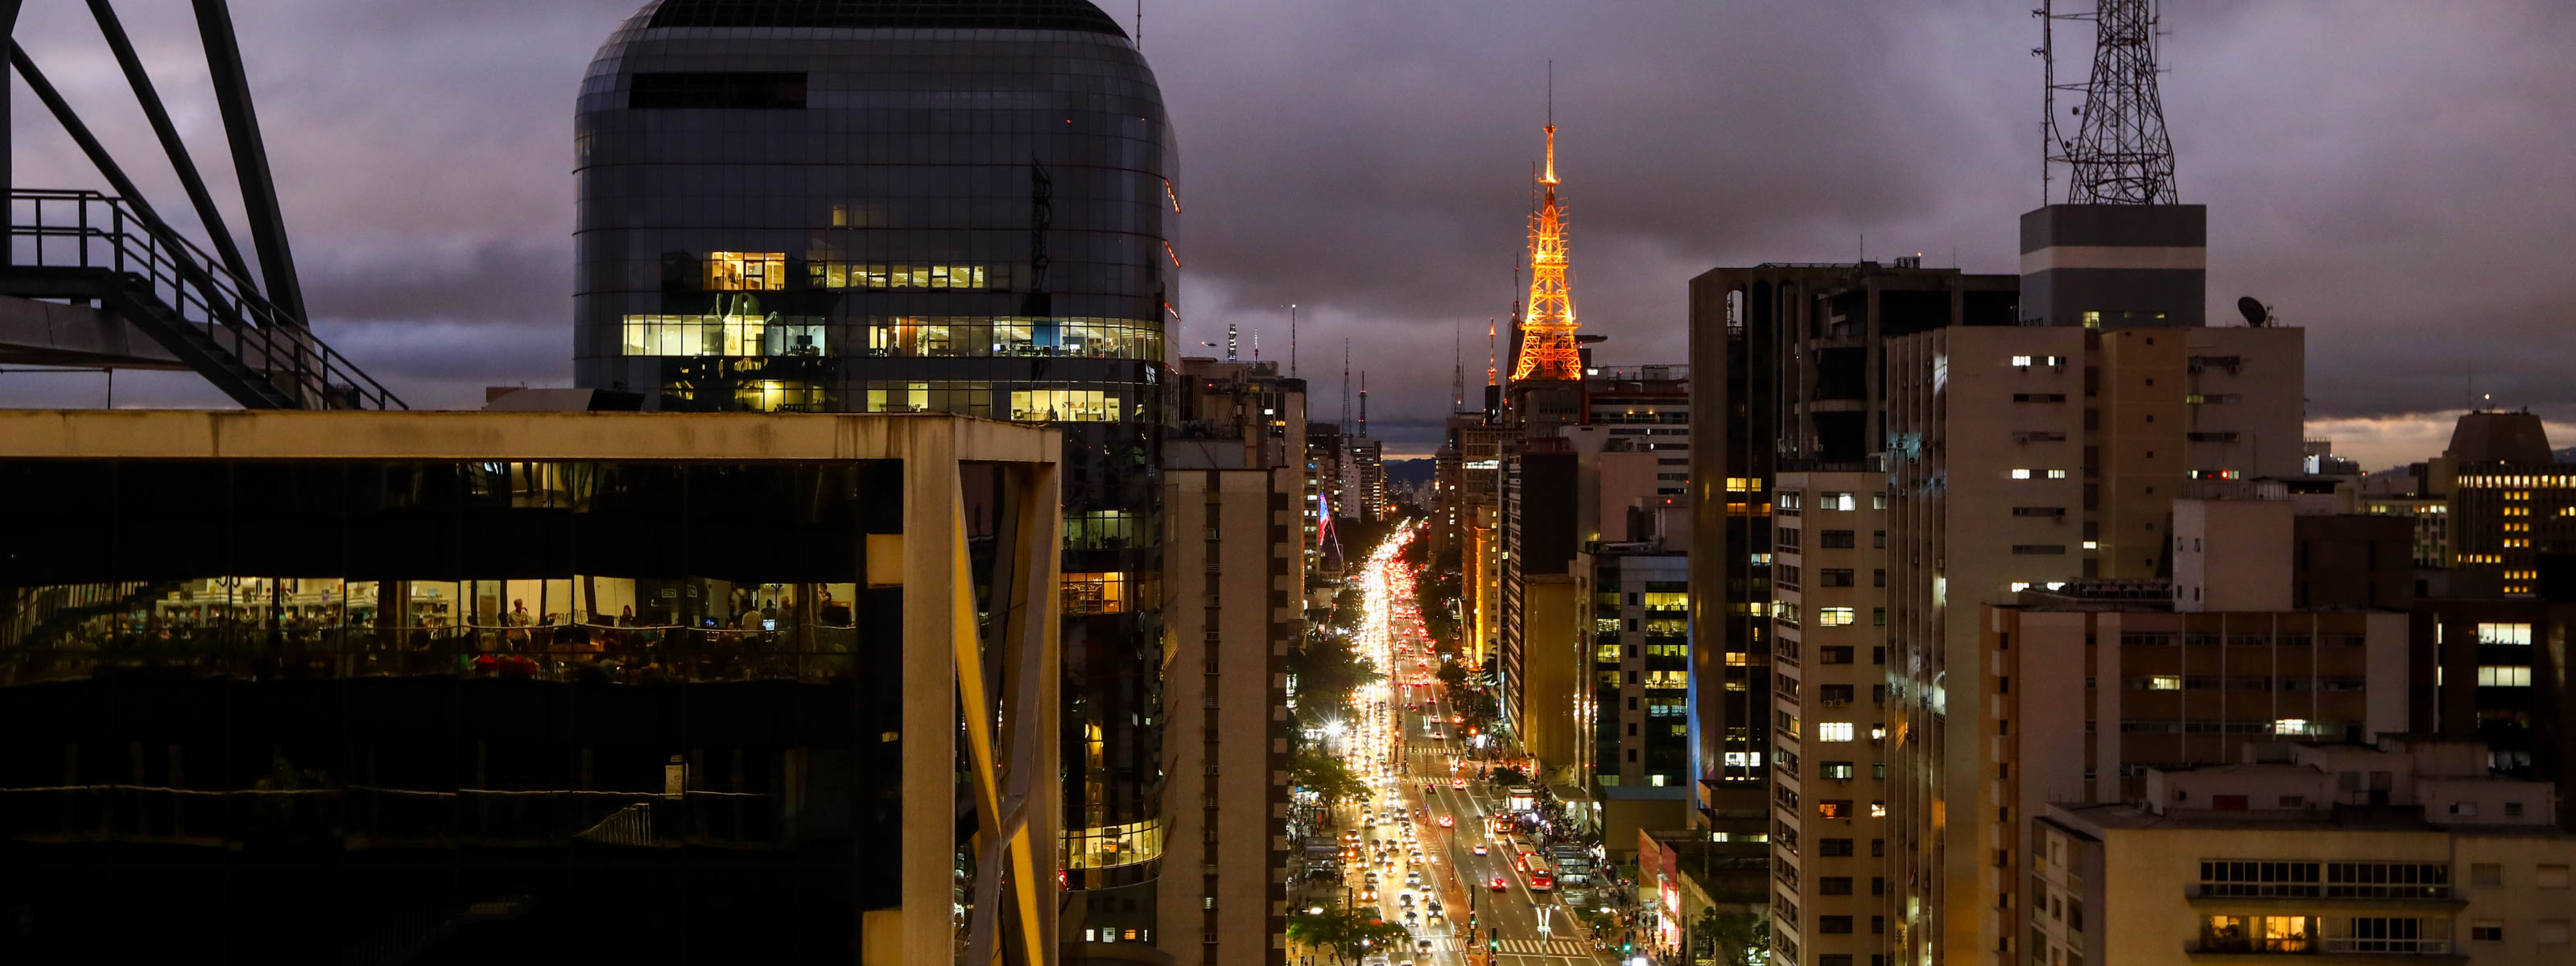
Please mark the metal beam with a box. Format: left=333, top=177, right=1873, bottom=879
left=88, top=0, right=257, bottom=287
left=0, top=0, right=23, bottom=265
left=10, top=47, right=188, bottom=270
left=190, top=0, right=307, bottom=324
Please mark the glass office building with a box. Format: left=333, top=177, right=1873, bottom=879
left=572, top=0, right=1179, bottom=907
left=0, top=411, right=1065, bottom=960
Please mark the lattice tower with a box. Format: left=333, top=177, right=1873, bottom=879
left=1509, top=124, right=1583, bottom=382
left=2051, top=0, right=2178, bottom=204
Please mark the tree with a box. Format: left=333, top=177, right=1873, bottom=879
left=1489, top=766, right=1529, bottom=787
left=1290, top=744, right=1369, bottom=807
left=1435, top=660, right=1468, bottom=691
left=1694, top=908, right=1770, bottom=966
left=1288, top=906, right=1416, bottom=965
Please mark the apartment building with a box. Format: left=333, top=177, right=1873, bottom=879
left=1767, top=470, right=1894, bottom=966
left=2036, top=737, right=2576, bottom=965
left=1884, top=312, right=2309, bottom=964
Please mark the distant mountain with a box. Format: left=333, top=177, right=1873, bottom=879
left=1385, top=458, right=1435, bottom=489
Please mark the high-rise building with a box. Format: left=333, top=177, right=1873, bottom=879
left=1161, top=358, right=1307, bottom=963
left=1574, top=538, right=1692, bottom=844
left=1765, top=470, right=1894, bottom=966
left=1882, top=200, right=2313, bottom=964
left=1501, top=440, right=1583, bottom=774
left=0, top=410, right=1067, bottom=962
left=1348, top=437, right=1388, bottom=521
left=1307, top=424, right=1348, bottom=577
left=1683, top=262, right=2018, bottom=832
left=569, top=1, right=1180, bottom=931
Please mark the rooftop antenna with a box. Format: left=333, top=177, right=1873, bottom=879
left=1359, top=371, right=1369, bottom=439
left=1342, top=338, right=1352, bottom=433
left=1225, top=322, right=1238, bottom=362
left=1134, top=0, right=1141, bottom=49
left=1288, top=302, right=1298, bottom=378
left=2041, top=0, right=2178, bottom=204
left=1452, top=321, right=1466, bottom=414
left=1251, top=329, right=1260, bottom=361
left=1486, top=317, right=1498, bottom=387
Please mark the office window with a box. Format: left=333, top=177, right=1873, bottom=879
left=1819, top=916, right=1853, bottom=935
left=2540, top=865, right=2570, bottom=889
left=2540, top=920, right=2571, bottom=945
left=2472, top=921, right=2504, bottom=942
left=1818, top=607, right=1857, bottom=626
left=1819, top=836, right=1855, bottom=854
left=1819, top=877, right=1854, bottom=896
left=2479, top=665, right=2533, bottom=687
left=1816, top=722, right=1855, bottom=742
left=2478, top=623, right=2533, bottom=646
left=2473, top=864, right=2503, bottom=886
left=1819, top=762, right=1856, bottom=779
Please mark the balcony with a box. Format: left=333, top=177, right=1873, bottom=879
left=2185, top=935, right=2460, bottom=960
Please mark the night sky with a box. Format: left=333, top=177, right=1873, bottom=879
left=4, top=0, right=2569, bottom=466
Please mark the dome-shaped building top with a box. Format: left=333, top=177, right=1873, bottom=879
left=638, top=0, right=1128, bottom=35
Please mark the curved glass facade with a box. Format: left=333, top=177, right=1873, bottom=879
left=576, top=0, right=1175, bottom=890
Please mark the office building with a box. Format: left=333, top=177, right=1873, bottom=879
left=1684, top=261, right=2018, bottom=830
left=0, top=409, right=1063, bottom=964
left=1161, top=365, right=1306, bottom=962
left=2421, top=411, right=2576, bottom=594
left=1575, top=528, right=1693, bottom=848
left=1765, top=470, right=1894, bottom=966
left=570, top=1, right=1179, bottom=929
left=2036, top=737, right=2576, bottom=966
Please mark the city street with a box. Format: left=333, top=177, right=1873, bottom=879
left=1325, top=525, right=1620, bottom=966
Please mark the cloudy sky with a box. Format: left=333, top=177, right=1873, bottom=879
left=4, top=0, right=2570, bottom=468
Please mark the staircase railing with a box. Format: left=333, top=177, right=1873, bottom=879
left=7, top=188, right=406, bottom=410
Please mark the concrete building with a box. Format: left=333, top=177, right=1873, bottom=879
left=1684, top=262, right=2020, bottom=833
left=1501, top=442, right=1582, bottom=774
left=1765, top=470, right=1894, bottom=966
left=2035, top=737, right=2576, bottom=966
left=1159, top=452, right=1301, bottom=965
left=1156, top=359, right=1307, bottom=964
left=0, top=409, right=1064, bottom=964
left=1877, top=200, right=2308, bottom=964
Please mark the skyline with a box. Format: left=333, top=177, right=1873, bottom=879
left=0, top=0, right=2570, bottom=469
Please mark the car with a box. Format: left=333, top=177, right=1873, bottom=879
left=1451, top=778, right=1468, bottom=789
left=1406, top=870, right=1422, bottom=887
left=1360, top=887, right=1377, bottom=902
left=1426, top=731, right=1444, bottom=740
left=1437, top=815, right=1455, bottom=828
left=1472, top=844, right=1488, bottom=856
left=1490, top=877, right=1509, bottom=891
left=1398, top=892, right=1414, bottom=906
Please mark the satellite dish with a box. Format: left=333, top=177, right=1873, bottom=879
left=2235, top=296, right=2269, bottom=327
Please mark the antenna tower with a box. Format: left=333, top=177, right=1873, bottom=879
left=1509, top=66, right=1584, bottom=382
left=1453, top=322, right=1466, bottom=413
left=2040, top=0, right=2178, bottom=204
left=1289, top=303, right=1298, bottom=378
left=1225, top=323, right=1238, bottom=361
left=1341, top=339, right=1352, bottom=433
left=1358, top=372, right=1368, bottom=439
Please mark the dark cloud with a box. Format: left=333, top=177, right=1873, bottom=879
left=5, top=1, right=2570, bottom=465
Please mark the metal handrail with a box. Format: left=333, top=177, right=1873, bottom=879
left=9, top=189, right=407, bottom=410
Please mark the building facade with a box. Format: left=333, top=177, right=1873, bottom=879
left=1684, top=262, right=2020, bottom=835
left=2037, top=737, right=2576, bottom=966
left=1765, top=470, right=1893, bottom=966
left=0, top=409, right=1064, bottom=964
left=1159, top=453, right=1301, bottom=964
left=570, top=1, right=1180, bottom=922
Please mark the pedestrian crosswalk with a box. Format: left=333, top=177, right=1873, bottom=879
left=1428, top=935, right=1596, bottom=957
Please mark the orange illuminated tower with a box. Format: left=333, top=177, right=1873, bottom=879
left=1509, top=122, right=1582, bottom=382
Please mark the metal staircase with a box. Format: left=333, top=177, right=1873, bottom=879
left=3, top=189, right=403, bottom=410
